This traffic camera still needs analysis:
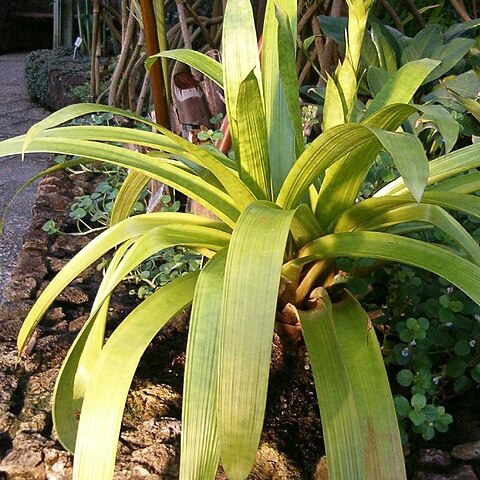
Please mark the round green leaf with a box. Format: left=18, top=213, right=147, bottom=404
left=411, top=393, right=427, bottom=410
left=397, top=369, right=414, bottom=387
left=454, top=339, right=471, bottom=356
left=393, top=395, right=411, bottom=417
left=409, top=410, right=426, bottom=426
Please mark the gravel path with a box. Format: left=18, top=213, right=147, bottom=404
left=0, top=53, right=50, bottom=302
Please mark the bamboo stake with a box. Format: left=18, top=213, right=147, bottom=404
left=140, top=0, right=170, bottom=128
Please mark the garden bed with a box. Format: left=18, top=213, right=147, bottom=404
left=0, top=162, right=479, bottom=479
left=0, top=166, right=325, bottom=479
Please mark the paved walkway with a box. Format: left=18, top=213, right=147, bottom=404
left=0, top=53, right=49, bottom=302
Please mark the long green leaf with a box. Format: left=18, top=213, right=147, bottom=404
left=90, top=224, right=230, bottom=313
left=376, top=142, right=480, bottom=197
left=22, top=103, right=164, bottom=155
left=0, top=136, right=240, bottom=226
left=278, top=105, right=417, bottom=210
left=284, top=231, right=480, bottom=306
left=314, top=104, right=416, bottom=225
left=14, top=213, right=228, bottom=352
left=294, top=291, right=363, bottom=479
left=222, top=0, right=261, bottom=164
left=364, top=59, right=440, bottom=117
left=262, top=0, right=298, bottom=196
left=298, top=288, right=406, bottom=480
left=290, top=203, right=324, bottom=249
left=278, top=124, right=374, bottom=209
left=19, top=105, right=252, bottom=209
left=147, top=50, right=224, bottom=87
left=181, top=249, right=227, bottom=479
left=236, top=70, right=271, bottom=200
left=52, top=241, right=133, bottom=452
left=72, top=272, right=198, bottom=480
left=430, top=172, right=480, bottom=193
left=110, top=171, right=150, bottom=225
left=219, top=201, right=295, bottom=479
left=351, top=203, right=480, bottom=265
left=335, top=192, right=480, bottom=230
left=275, top=5, right=304, bottom=157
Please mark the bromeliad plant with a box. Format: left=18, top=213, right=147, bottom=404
left=3, top=0, right=480, bottom=478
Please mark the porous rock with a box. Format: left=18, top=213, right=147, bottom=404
left=43, top=448, right=73, bottom=480
left=250, top=442, right=302, bottom=479
left=56, top=286, right=88, bottom=305
left=452, top=440, right=480, bottom=461
left=3, top=277, right=37, bottom=302
left=418, top=448, right=452, bottom=468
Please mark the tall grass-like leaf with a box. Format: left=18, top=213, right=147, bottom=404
left=53, top=241, right=133, bottom=452
left=89, top=224, right=230, bottom=311
left=278, top=124, right=375, bottom=209
left=294, top=291, right=363, bottom=479
left=262, top=0, right=298, bottom=195
left=13, top=213, right=227, bottom=352
left=430, top=172, right=480, bottom=193
left=285, top=231, right=480, bottom=305
left=376, top=142, right=480, bottom=196
left=335, top=192, right=480, bottom=230
left=147, top=50, right=224, bottom=87
left=236, top=71, right=271, bottom=200
left=323, top=74, right=346, bottom=129
left=275, top=5, right=304, bottom=157
left=351, top=203, right=480, bottom=264
left=0, top=136, right=241, bottom=225
left=315, top=104, right=417, bottom=224
left=180, top=249, right=227, bottom=479
left=278, top=106, right=417, bottom=211
left=110, top=171, right=150, bottom=225
left=219, top=201, right=295, bottom=479
left=298, top=288, right=406, bottom=480
left=222, top=0, right=261, bottom=162
left=72, top=273, right=198, bottom=480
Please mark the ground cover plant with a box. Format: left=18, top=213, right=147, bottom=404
left=2, top=0, right=480, bottom=478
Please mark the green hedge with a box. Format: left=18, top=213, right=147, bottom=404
left=25, top=48, right=90, bottom=107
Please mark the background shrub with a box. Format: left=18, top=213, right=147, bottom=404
left=25, top=48, right=90, bottom=108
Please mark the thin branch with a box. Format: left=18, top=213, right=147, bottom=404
left=109, top=7, right=136, bottom=106
left=449, top=0, right=472, bottom=21
left=400, top=0, right=426, bottom=27
left=184, top=1, right=216, bottom=49
left=378, top=0, right=404, bottom=32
